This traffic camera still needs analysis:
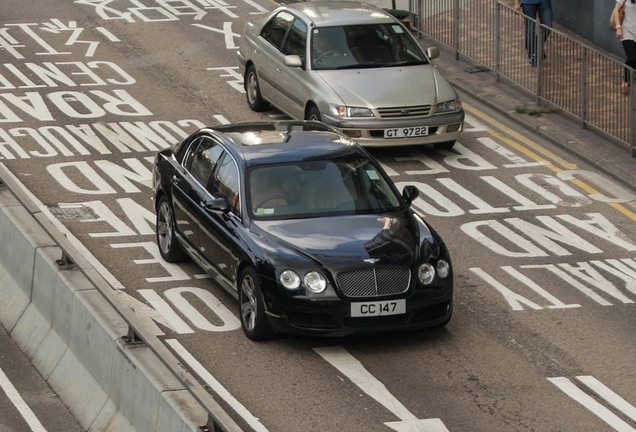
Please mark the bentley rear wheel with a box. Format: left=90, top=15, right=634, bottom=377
left=156, top=196, right=188, bottom=262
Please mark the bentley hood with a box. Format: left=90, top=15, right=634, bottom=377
left=253, top=213, right=429, bottom=269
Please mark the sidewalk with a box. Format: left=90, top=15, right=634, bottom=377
left=370, top=0, right=636, bottom=189
left=432, top=44, right=636, bottom=189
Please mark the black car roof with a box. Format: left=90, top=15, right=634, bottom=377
left=208, top=121, right=363, bottom=167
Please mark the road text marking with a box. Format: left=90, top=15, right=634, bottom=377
left=314, top=346, right=450, bottom=432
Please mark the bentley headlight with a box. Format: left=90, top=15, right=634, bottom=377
left=435, top=99, right=460, bottom=114
left=280, top=270, right=301, bottom=290
left=304, top=271, right=327, bottom=293
left=436, top=260, right=450, bottom=278
left=330, top=105, right=374, bottom=118
left=418, top=263, right=435, bottom=285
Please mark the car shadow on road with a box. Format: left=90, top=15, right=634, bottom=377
left=284, top=324, right=455, bottom=352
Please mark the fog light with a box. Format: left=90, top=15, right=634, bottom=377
left=446, top=123, right=462, bottom=133
left=342, top=129, right=361, bottom=138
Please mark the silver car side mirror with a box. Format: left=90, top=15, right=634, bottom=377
left=284, top=55, right=303, bottom=68
left=426, top=47, right=439, bottom=60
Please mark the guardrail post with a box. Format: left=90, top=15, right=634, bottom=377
left=454, top=0, right=460, bottom=60
left=122, top=327, right=144, bottom=346
left=535, top=19, right=542, bottom=105
left=581, top=45, right=588, bottom=129
left=630, top=68, right=636, bottom=156
left=201, top=415, right=223, bottom=432
left=494, top=1, right=501, bottom=82
left=55, top=251, right=75, bottom=270
left=410, top=0, right=421, bottom=37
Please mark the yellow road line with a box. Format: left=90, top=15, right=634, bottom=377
left=465, top=103, right=636, bottom=221
left=465, top=104, right=577, bottom=170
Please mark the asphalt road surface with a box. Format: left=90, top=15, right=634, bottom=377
left=0, top=325, right=82, bottom=432
left=1, top=1, right=635, bottom=431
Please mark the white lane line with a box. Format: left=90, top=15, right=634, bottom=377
left=576, top=376, right=636, bottom=423
left=165, top=339, right=270, bottom=432
left=0, top=367, right=48, bottom=432
left=548, top=377, right=636, bottom=432
left=314, top=346, right=449, bottom=432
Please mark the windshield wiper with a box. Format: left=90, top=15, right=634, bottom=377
left=381, top=60, right=427, bottom=67
left=334, top=63, right=387, bottom=70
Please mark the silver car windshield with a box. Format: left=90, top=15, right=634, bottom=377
left=248, top=156, right=402, bottom=219
left=311, top=24, right=427, bottom=70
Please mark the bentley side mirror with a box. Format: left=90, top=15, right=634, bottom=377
left=402, top=185, right=420, bottom=206
left=203, top=198, right=230, bottom=213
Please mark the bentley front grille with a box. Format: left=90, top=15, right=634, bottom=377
left=337, top=267, right=411, bottom=298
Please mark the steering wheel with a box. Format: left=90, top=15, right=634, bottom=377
left=255, top=196, right=287, bottom=208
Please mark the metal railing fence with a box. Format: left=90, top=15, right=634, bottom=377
left=409, top=0, right=636, bottom=156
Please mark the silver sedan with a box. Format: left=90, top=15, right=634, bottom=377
left=237, top=1, right=465, bottom=148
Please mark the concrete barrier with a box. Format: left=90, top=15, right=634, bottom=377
left=0, top=185, right=206, bottom=432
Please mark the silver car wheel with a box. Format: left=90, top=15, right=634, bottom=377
left=245, top=65, right=268, bottom=111
left=247, top=73, right=258, bottom=105
left=307, top=106, right=321, bottom=122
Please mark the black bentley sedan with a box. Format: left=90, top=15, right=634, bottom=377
left=152, top=121, right=453, bottom=340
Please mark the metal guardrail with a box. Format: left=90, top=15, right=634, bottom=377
left=0, top=163, right=244, bottom=432
left=409, top=0, right=636, bottom=157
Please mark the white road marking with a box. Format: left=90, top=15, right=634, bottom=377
left=95, top=27, right=121, bottom=42
left=548, top=377, right=636, bottom=432
left=314, top=346, right=450, bottom=432
left=576, top=376, right=636, bottom=423
left=214, top=114, right=230, bottom=125
left=0, top=367, right=48, bottom=432
left=165, top=339, right=270, bottom=432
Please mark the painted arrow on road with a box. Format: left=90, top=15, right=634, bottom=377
left=314, top=346, right=450, bottom=432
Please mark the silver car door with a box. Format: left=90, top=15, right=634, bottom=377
left=274, top=17, right=309, bottom=120
left=254, top=10, right=295, bottom=106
